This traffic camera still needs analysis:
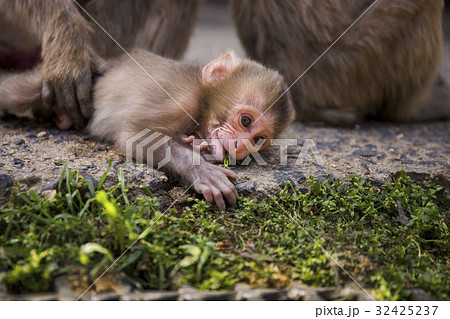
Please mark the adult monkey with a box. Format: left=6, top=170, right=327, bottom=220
left=231, top=0, right=449, bottom=125
left=0, top=0, right=201, bottom=128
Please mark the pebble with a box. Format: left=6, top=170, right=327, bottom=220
left=53, top=159, right=64, bottom=166
left=80, top=164, right=96, bottom=170
left=291, top=171, right=306, bottom=183
left=274, top=172, right=294, bottom=188
left=236, top=181, right=257, bottom=195
left=37, top=131, right=47, bottom=138
left=410, top=289, right=435, bottom=301
left=361, top=157, right=376, bottom=164
left=400, top=155, right=414, bottom=165
left=352, top=149, right=378, bottom=157
left=44, top=180, right=60, bottom=191
left=93, top=146, right=107, bottom=152
left=316, top=176, right=327, bottom=183
left=0, top=174, right=13, bottom=196
left=148, top=178, right=164, bottom=191
left=11, top=158, right=24, bottom=165
left=132, top=170, right=145, bottom=182
left=298, top=187, right=309, bottom=194
left=13, top=139, right=25, bottom=145
left=426, top=152, right=439, bottom=158
left=82, top=175, right=99, bottom=189
left=111, top=160, right=124, bottom=169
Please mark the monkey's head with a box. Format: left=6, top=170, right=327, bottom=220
left=198, top=52, right=295, bottom=161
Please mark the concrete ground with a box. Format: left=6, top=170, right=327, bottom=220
left=1, top=1, right=449, bottom=203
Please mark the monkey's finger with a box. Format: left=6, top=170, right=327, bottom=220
left=181, top=135, right=195, bottom=144
left=211, top=186, right=226, bottom=211
left=42, top=82, right=55, bottom=109
left=215, top=173, right=237, bottom=194
left=230, top=183, right=238, bottom=198
left=198, top=184, right=214, bottom=205
left=216, top=176, right=238, bottom=205
left=221, top=185, right=237, bottom=206
left=199, top=141, right=209, bottom=151
left=217, top=166, right=237, bottom=179
left=192, top=141, right=209, bottom=154
left=76, top=71, right=94, bottom=119
left=57, top=84, right=84, bottom=129
left=55, top=112, right=73, bottom=130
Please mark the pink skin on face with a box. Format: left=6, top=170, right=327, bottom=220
left=215, top=106, right=273, bottom=160
left=184, top=106, right=274, bottom=162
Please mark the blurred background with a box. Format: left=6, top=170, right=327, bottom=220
left=186, top=0, right=450, bottom=79
left=186, top=0, right=244, bottom=61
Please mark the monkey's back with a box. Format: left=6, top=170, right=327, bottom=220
left=89, top=49, right=202, bottom=150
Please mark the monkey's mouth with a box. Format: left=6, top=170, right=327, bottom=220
left=193, top=132, right=226, bottom=163
left=204, top=138, right=226, bottom=162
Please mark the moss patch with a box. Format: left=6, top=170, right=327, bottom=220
left=1, top=164, right=448, bottom=300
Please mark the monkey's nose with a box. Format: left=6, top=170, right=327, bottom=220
left=235, top=140, right=250, bottom=154
left=225, top=139, right=251, bottom=160
left=227, top=139, right=240, bottom=150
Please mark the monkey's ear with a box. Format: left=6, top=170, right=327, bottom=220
left=202, top=52, right=240, bottom=83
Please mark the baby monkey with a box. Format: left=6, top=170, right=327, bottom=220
left=0, top=50, right=295, bottom=210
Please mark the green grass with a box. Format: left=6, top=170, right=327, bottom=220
left=0, top=164, right=449, bottom=300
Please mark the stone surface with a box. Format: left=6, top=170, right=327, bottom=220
left=0, top=174, right=13, bottom=200
left=2, top=118, right=448, bottom=204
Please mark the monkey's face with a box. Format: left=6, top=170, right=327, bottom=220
left=205, top=105, right=274, bottom=161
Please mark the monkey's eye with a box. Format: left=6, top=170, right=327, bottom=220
left=240, top=115, right=252, bottom=128
left=254, top=136, right=265, bottom=145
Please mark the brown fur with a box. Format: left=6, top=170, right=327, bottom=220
left=0, top=0, right=201, bottom=128
left=231, top=0, right=449, bottom=125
